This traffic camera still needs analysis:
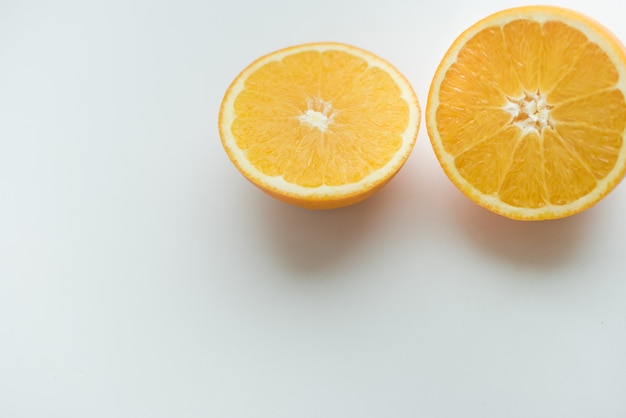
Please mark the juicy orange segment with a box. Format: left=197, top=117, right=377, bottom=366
left=426, top=6, right=626, bottom=220
left=219, top=43, right=420, bottom=209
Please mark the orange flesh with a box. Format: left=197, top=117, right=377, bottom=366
left=230, top=50, right=409, bottom=188
left=436, top=19, right=626, bottom=208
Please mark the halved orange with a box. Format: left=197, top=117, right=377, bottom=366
left=426, top=6, right=626, bottom=220
left=219, top=42, right=420, bottom=209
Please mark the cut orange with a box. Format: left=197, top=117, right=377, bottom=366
left=219, top=42, right=420, bottom=209
left=426, top=6, right=626, bottom=220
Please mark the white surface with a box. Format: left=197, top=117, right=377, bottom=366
left=2, top=0, right=626, bottom=417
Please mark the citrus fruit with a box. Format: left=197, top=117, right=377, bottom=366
left=426, top=6, right=626, bottom=220
left=219, top=42, right=420, bottom=209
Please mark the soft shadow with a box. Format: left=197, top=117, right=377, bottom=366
left=252, top=173, right=415, bottom=276
left=449, top=191, right=596, bottom=268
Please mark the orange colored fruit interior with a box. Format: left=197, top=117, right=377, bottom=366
left=231, top=50, right=410, bottom=188
left=436, top=19, right=626, bottom=209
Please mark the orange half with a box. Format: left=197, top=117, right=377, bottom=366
left=219, top=42, right=420, bottom=209
left=427, top=6, right=626, bottom=220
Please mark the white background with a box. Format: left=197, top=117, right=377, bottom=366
left=2, top=0, right=626, bottom=417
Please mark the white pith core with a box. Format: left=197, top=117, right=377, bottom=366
left=504, top=90, right=554, bottom=133
left=297, top=97, right=337, bottom=132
